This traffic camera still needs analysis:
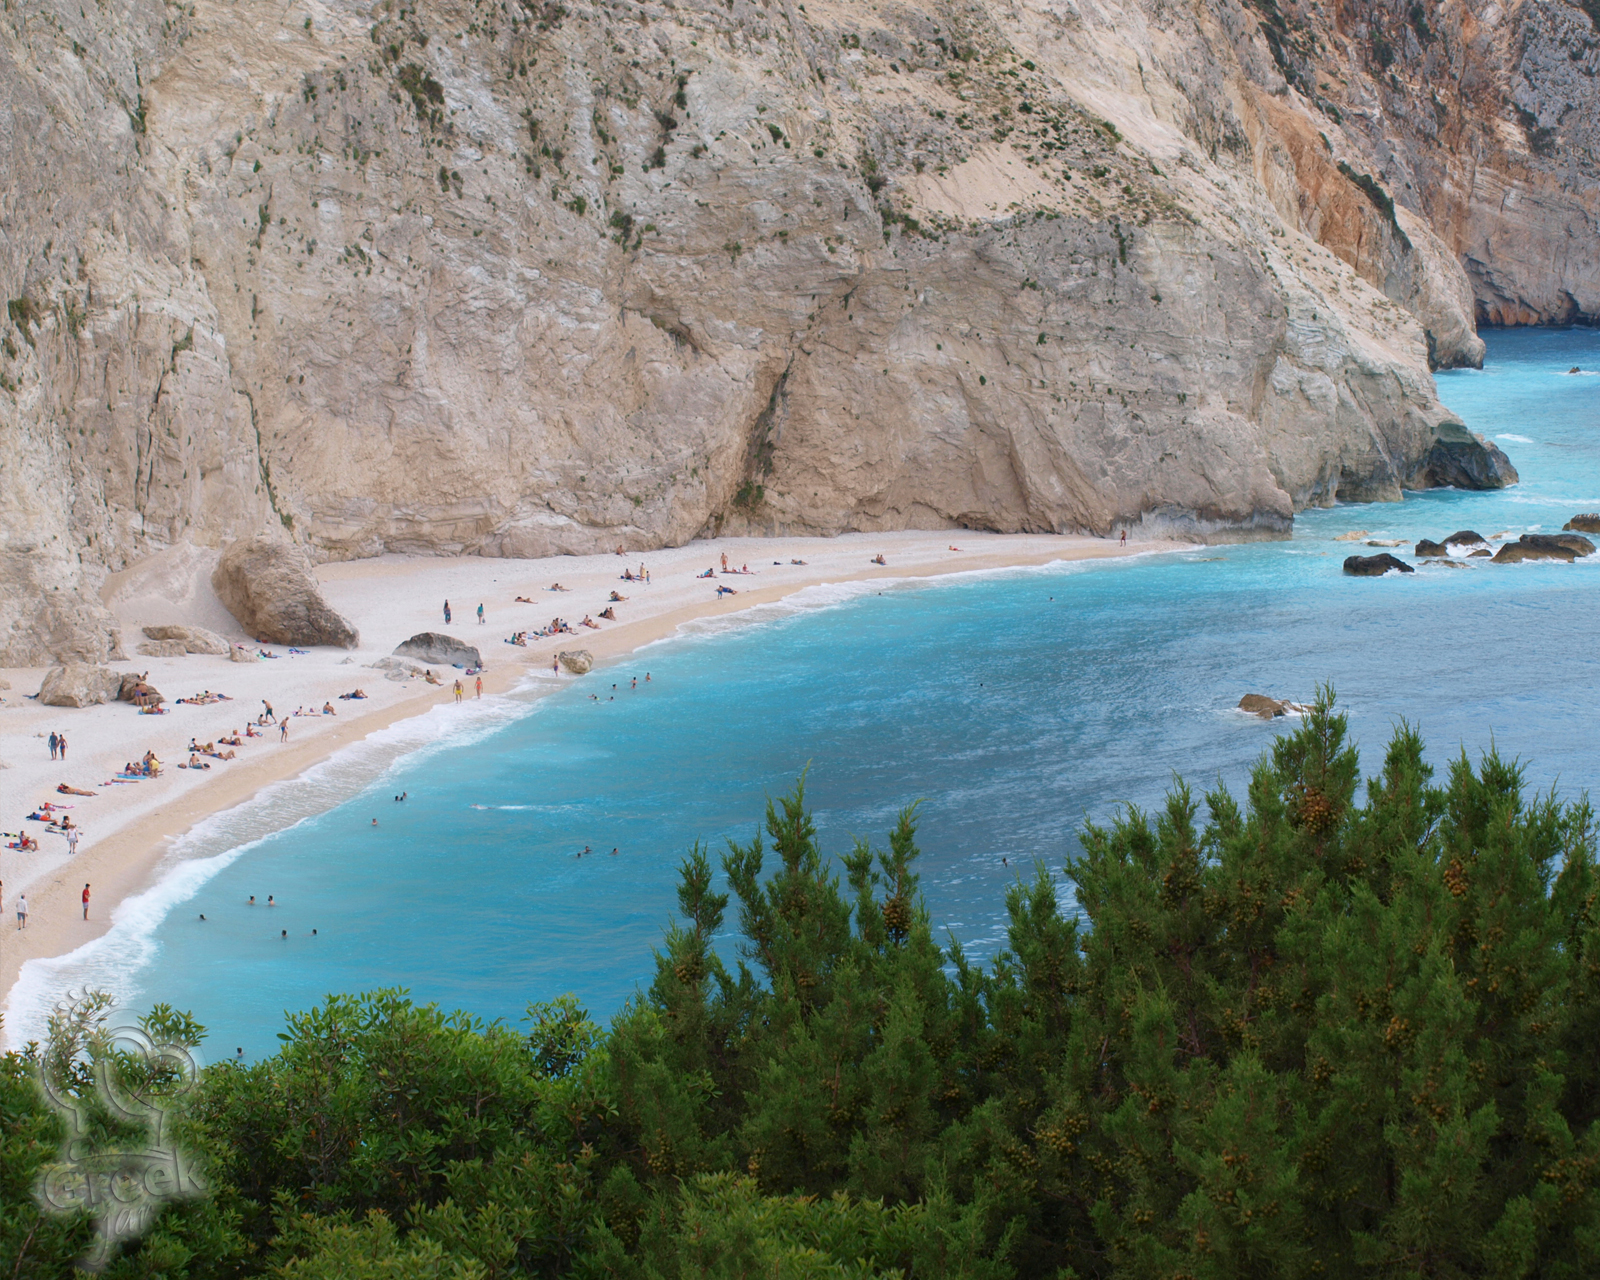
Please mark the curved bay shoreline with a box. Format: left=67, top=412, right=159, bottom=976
left=0, top=529, right=1175, bottom=1035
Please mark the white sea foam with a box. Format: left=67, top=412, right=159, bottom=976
left=3, top=693, right=536, bottom=1049
left=1496, top=434, right=1535, bottom=443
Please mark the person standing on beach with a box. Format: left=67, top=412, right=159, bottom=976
left=82, top=884, right=90, bottom=920
left=444, top=600, right=452, bottom=625
left=67, top=827, right=80, bottom=857
left=49, top=731, right=59, bottom=760
left=477, top=603, right=485, bottom=625
left=58, top=733, right=67, bottom=761
left=279, top=720, right=289, bottom=743
left=453, top=679, right=464, bottom=703
left=16, top=894, right=26, bottom=929
left=1120, top=529, right=1126, bottom=547
left=263, top=699, right=275, bottom=723
left=475, top=675, right=482, bottom=699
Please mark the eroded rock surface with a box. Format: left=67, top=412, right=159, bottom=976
left=211, top=537, right=359, bottom=648
left=142, top=624, right=232, bottom=656
left=558, top=650, right=595, bottom=676
left=38, top=665, right=126, bottom=707
left=2, top=0, right=1582, bottom=662
left=393, top=633, right=481, bottom=667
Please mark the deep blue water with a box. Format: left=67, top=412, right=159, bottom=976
left=13, top=329, right=1598, bottom=1058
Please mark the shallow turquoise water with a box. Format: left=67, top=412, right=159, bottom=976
left=15, top=329, right=1599, bottom=1058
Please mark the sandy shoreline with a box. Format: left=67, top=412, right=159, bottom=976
left=0, top=530, right=1175, bottom=1031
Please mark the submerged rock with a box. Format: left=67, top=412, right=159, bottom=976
left=1344, top=553, right=1415, bottom=576
left=1563, top=514, right=1600, bottom=534
left=1334, top=531, right=1371, bottom=542
left=558, top=650, right=594, bottom=675
left=1521, top=532, right=1594, bottom=556
left=1492, top=540, right=1576, bottom=564
left=212, top=537, right=358, bottom=648
left=394, top=633, right=482, bottom=667
left=1238, top=694, right=1307, bottom=719
left=38, top=664, right=126, bottom=707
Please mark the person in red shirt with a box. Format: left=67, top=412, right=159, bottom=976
left=82, top=883, right=90, bottom=920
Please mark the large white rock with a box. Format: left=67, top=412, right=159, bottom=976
left=142, top=624, right=232, bottom=656
left=212, top=537, right=358, bottom=648
left=38, top=665, right=126, bottom=707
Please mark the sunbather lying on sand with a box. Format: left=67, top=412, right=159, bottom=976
left=609, top=591, right=626, bottom=601
left=57, top=784, right=97, bottom=796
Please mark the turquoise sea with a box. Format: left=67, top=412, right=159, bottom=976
left=10, top=328, right=1599, bottom=1058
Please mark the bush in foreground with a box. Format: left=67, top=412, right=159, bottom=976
left=4, top=695, right=1598, bottom=1277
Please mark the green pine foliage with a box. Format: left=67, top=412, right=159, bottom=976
left=3, top=693, right=1598, bottom=1277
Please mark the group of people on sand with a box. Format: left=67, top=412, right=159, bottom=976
left=47, top=731, right=69, bottom=760
left=176, top=690, right=232, bottom=706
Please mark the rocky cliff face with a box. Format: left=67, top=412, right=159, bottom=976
left=0, top=0, right=1574, bottom=664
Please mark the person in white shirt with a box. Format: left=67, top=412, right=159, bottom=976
left=16, top=894, right=27, bottom=929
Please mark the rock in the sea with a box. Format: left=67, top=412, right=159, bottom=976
left=1563, top=514, right=1600, bottom=534
left=211, top=536, right=358, bottom=648
left=558, top=650, right=594, bottom=675
left=1415, top=539, right=1446, bottom=557
left=1334, top=530, right=1371, bottom=542
left=393, top=633, right=482, bottom=667
left=1421, top=423, right=1520, bottom=491
left=1442, top=530, right=1488, bottom=547
left=1492, top=541, right=1576, bottom=564
left=137, top=639, right=189, bottom=658
left=1238, top=694, right=1306, bottom=719
left=1422, top=558, right=1469, bottom=568
left=1469, top=549, right=1491, bottom=557
left=38, top=664, right=126, bottom=707
left=1365, top=539, right=1405, bottom=547
left=1344, top=553, right=1415, bottom=576
left=142, top=624, right=232, bottom=656
left=1522, top=532, right=1595, bottom=556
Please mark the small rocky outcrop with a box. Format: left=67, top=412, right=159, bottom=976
left=137, top=639, right=189, bottom=657
left=211, top=536, right=359, bottom=648
left=1415, top=539, right=1446, bottom=557
left=1334, top=530, right=1371, bottom=542
left=368, top=656, right=428, bottom=682
left=1415, top=530, right=1488, bottom=557
left=394, top=633, right=482, bottom=667
left=558, top=650, right=594, bottom=675
left=1523, top=533, right=1594, bottom=556
left=1563, top=514, right=1600, bottom=534
left=1238, top=694, right=1307, bottom=720
left=1493, top=540, right=1576, bottom=564
left=118, top=672, right=164, bottom=706
left=228, top=645, right=257, bottom=664
left=1344, top=553, right=1414, bottom=576
left=142, top=624, right=232, bottom=655
left=37, top=664, right=126, bottom=707
left=1420, top=423, right=1519, bottom=491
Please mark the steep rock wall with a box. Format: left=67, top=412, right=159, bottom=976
left=0, top=0, right=1565, bottom=664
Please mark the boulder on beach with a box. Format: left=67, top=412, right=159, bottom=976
left=1238, top=694, right=1307, bottom=720
left=228, top=644, right=257, bottom=664
left=142, top=624, right=232, bottom=655
left=118, top=672, right=165, bottom=706
left=38, top=664, right=126, bottom=707
left=211, top=535, right=359, bottom=648
left=1343, top=553, right=1414, bottom=576
left=558, top=649, right=594, bottom=675
left=394, top=633, right=482, bottom=667
left=137, top=639, right=188, bottom=657
left=368, top=656, right=428, bottom=682
left=1562, top=514, right=1600, bottom=534
left=1493, top=541, right=1576, bottom=564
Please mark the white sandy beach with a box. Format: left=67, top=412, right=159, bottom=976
left=0, top=530, right=1175, bottom=1023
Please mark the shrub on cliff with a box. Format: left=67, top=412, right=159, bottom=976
left=4, top=695, right=1599, bottom=1276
